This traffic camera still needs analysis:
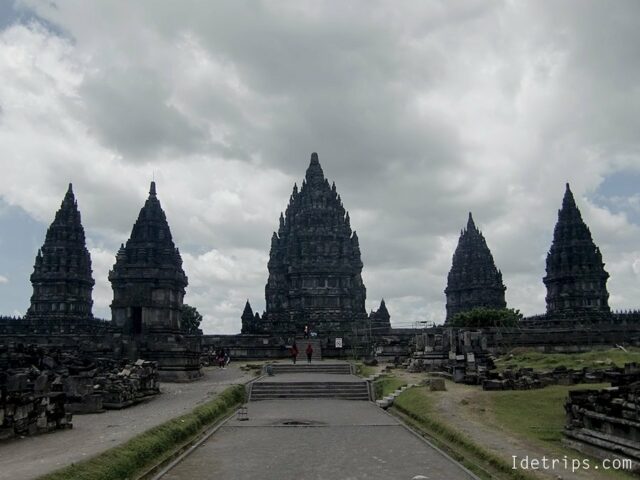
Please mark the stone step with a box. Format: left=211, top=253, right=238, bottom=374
left=294, top=339, right=323, bottom=360
left=251, top=394, right=369, bottom=401
left=267, top=363, right=352, bottom=374
left=250, top=380, right=370, bottom=401
left=252, top=386, right=368, bottom=393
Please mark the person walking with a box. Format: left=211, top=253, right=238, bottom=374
left=290, top=342, right=299, bottom=364
left=306, top=343, right=313, bottom=364
left=303, top=325, right=309, bottom=339
left=217, top=348, right=225, bottom=369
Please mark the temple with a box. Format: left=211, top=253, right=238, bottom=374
left=542, top=184, right=611, bottom=324
left=370, top=299, right=391, bottom=335
left=240, top=300, right=257, bottom=334
left=253, top=152, right=368, bottom=336
left=26, top=184, right=95, bottom=322
left=444, top=213, right=506, bottom=322
left=109, top=181, right=201, bottom=381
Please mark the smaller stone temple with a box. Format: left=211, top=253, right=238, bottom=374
left=240, top=300, right=259, bottom=334
left=109, top=182, right=201, bottom=381
left=26, top=184, right=95, bottom=322
left=370, top=299, right=391, bottom=335
left=543, top=184, right=610, bottom=324
left=444, top=213, right=506, bottom=322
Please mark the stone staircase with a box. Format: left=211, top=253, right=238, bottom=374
left=251, top=362, right=370, bottom=401
left=265, top=363, right=352, bottom=375
left=250, top=381, right=370, bottom=401
left=294, top=338, right=322, bottom=361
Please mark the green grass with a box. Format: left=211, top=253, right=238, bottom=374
left=373, top=375, right=406, bottom=399
left=354, top=363, right=376, bottom=378
left=489, top=383, right=609, bottom=444
left=487, top=384, right=636, bottom=479
left=39, top=384, right=245, bottom=480
left=393, top=388, right=535, bottom=480
left=495, top=347, right=640, bottom=372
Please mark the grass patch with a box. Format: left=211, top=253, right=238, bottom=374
left=373, top=375, right=406, bottom=399
left=354, top=363, right=376, bottom=378
left=495, top=347, right=640, bottom=372
left=393, top=388, right=534, bottom=479
left=486, top=384, right=635, bottom=479
left=39, top=384, right=245, bottom=480
left=489, top=383, right=608, bottom=444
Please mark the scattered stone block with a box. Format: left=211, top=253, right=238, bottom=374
left=429, top=378, right=446, bottom=391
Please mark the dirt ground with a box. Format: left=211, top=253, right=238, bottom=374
left=392, top=370, right=630, bottom=480
left=0, top=365, right=254, bottom=480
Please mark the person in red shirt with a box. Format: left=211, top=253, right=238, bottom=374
left=305, top=343, right=313, bottom=364
left=290, top=342, right=299, bottom=364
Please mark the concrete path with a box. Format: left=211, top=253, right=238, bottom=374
left=0, top=366, right=253, bottom=480
left=160, top=398, right=477, bottom=480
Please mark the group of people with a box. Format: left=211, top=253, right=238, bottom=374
left=214, top=348, right=230, bottom=369
left=289, top=341, right=313, bottom=364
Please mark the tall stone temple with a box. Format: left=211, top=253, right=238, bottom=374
left=26, top=184, right=95, bottom=322
left=444, top=213, right=506, bottom=322
left=251, top=152, right=370, bottom=336
left=109, top=182, right=201, bottom=381
left=543, top=184, right=610, bottom=324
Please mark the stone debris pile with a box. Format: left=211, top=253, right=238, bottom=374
left=99, top=359, right=160, bottom=409
left=482, top=366, right=609, bottom=391
left=0, top=348, right=72, bottom=440
left=1, top=343, right=160, bottom=430
left=564, top=367, right=640, bottom=472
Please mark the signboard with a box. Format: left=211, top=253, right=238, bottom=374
left=335, top=337, right=343, bottom=349
left=467, top=353, right=475, bottom=363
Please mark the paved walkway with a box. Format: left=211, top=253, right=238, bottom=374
left=0, top=366, right=252, bottom=480
left=161, top=399, right=477, bottom=480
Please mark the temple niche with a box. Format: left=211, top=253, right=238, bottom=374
left=26, top=184, right=95, bottom=322
left=109, top=182, right=201, bottom=381
left=253, top=152, right=369, bottom=336
left=543, top=184, right=611, bottom=324
left=444, top=213, right=506, bottom=322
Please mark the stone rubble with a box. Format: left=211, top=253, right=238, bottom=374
left=564, top=364, right=640, bottom=472
left=1, top=343, right=160, bottom=439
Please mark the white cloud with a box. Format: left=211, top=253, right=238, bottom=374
left=0, top=2, right=639, bottom=332
left=0, top=275, right=8, bottom=284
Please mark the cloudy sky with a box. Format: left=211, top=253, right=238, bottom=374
left=0, top=1, right=639, bottom=333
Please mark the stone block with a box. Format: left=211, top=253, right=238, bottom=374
left=429, top=378, right=446, bottom=391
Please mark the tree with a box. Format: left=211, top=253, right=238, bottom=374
left=181, top=304, right=203, bottom=334
left=450, top=307, right=522, bottom=329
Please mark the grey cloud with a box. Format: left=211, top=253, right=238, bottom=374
left=2, top=1, right=640, bottom=332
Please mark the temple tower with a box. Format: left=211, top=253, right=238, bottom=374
left=240, top=300, right=255, bottom=334
left=259, top=152, right=368, bottom=336
left=370, top=299, right=391, bottom=335
left=109, top=181, right=201, bottom=381
left=543, top=184, right=610, bottom=323
left=26, top=184, right=95, bottom=322
left=445, top=213, right=506, bottom=322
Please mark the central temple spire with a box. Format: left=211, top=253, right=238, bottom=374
left=304, top=152, right=325, bottom=185
left=255, top=152, right=368, bottom=335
